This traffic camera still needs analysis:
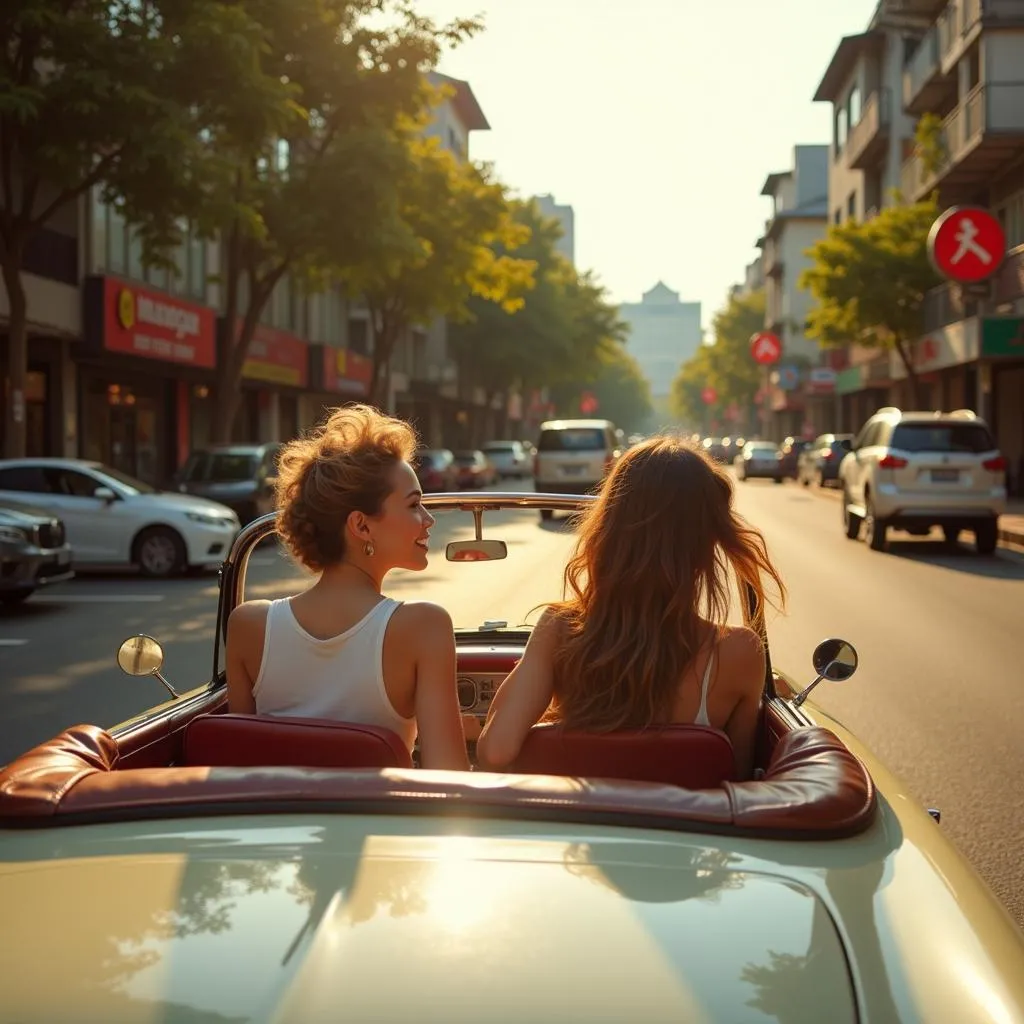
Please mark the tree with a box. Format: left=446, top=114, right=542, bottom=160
left=670, top=288, right=765, bottom=428
left=450, top=200, right=628, bottom=407
left=800, top=197, right=941, bottom=406
left=343, top=131, right=535, bottom=407
left=198, top=1, right=483, bottom=440
left=0, top=0, right=290, bottom=456
left=552, top=339, right=652, bottom=433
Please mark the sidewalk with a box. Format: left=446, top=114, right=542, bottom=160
left=807, top=486, right=1024, bottom=551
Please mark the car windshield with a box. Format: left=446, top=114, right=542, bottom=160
left=91, top=465, right=158, bottom=495
left=182, top=452, right=259, bottom=482
left=539, top=428, right=605, bottom=451
left=484, top=443, right=516, bottom=453
left=747, top=443, right=777, bottom=452
left=890, top=423, right=995, bottom=454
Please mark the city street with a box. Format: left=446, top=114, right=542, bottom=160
left=1, top=474, right=1022, bottom=925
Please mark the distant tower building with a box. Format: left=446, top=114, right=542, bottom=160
left=533, top=194, right=576, bottom=265
left=618, top=282, right=702, bottom=399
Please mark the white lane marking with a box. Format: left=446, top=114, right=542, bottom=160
left=0, top=639, right=30, bottom=647
left=30, top=594, right=165, bottom=604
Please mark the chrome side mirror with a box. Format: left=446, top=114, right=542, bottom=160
left=446, top=539, right=508, bottom=562
left=792, top=638, right=858, bottom=707
left=94, top=487, right=117, bottom=504
left=116, top=634, right=180, bottom=699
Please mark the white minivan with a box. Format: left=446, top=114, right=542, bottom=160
left=533, top=419, right=621, bottom=519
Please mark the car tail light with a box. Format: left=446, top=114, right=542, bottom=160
left=878, top=454, right=907, bottom=469
left=982, top=456, right=1007, bottom=472
left=821, top=450, right=834, bottom=460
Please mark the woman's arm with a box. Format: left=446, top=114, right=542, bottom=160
left=476, top=608, right=561, bottom=770
left=410, top=603, right=471, bottom=771
left=719, top=627, right=767, bottom=781
left=225, top=601, right=269, bottom=714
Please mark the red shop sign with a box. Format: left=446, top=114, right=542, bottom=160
left=98, top=277, right=216, bottom=368
left=322, top=346, right=372, bottom=396
left=238, top=320, right=309, bottom=388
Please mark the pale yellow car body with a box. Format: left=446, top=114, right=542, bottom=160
left=1, top=682, right=1022, bottom=1024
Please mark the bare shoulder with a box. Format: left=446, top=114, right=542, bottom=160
left=228, top=599, right=272, bottom=636
left=391, top=600, right=454, bottom=632
left=717, top=625, right=766, bottom=678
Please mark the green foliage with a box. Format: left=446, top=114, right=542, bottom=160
left=914, top=113, right=947, bottom=178
left=799, top=198, right=940, bottom=402
left=670, top=288, right=765, bottom=427
left=343, top=134, right=536, bottom=405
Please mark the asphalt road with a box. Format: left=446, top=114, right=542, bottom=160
left=2, top=473, right=1022, bottom=926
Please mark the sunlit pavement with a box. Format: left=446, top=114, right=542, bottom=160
left=2, top=472, right=1022, bottom=926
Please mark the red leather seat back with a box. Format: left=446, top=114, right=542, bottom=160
left=510, top=723, right=737, bottom=788
left=183, top=714, right=413, bottom=770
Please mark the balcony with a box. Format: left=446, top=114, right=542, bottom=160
left=900, top=82, right=1024, bottom=200
left=903, top=28, right=949, bottom=114
left=846, top=90, right=893, bottom=170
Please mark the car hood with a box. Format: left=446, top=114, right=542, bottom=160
left=0, top=824, right=856, bottom=1023
left=0, top=499, right=59, bottom=526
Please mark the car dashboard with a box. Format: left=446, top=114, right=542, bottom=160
left=453, top=629, right=528, bottom=717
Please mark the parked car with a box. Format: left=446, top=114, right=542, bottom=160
left=413, top=449, right=458, bottom=492
left=2, top=492, right=1023, bottom=1023
left=0, top=459, right=240, bottom=578
left=0, top=501, right=74, bottom=605
left=735, top=441, right=783, bottom=482
left=838, top=408, right=1006, bottom=554
left=797, top=434, right=854, bottom=487
left=174, top=443, right=281, bottom=524
left=481, top=440, right=530, bottom=479
left=533, top=419, right=621, bottom=518
left=452, top=450, right=497, bottom=489
left=701, top=437, right=730, bottom=464
left=778, top=437, right=809, bottom=479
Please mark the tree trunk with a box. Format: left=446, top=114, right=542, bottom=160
left=210, top=296, right=266, bottom=443
left=1, top=249, right=28, bottom=458
left=892, top=338, right=922, bottom=408
left=367, top=314, right=399, bottom=410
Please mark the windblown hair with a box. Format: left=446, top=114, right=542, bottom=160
left=274, top=404, right=417, bottom=571
left=547, top=435, right=786, bottom=731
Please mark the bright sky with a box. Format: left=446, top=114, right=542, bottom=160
left=415, top=0, right=879, bottom=328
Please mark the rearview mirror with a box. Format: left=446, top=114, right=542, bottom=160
left=446, top=539, right=508, bottom=562
left=116, top=634, right=180, bottom=699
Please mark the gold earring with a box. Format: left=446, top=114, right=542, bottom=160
left=364, top=540, right=374, bottom=557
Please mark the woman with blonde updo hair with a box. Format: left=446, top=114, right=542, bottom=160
left=226, top=404, right=469, bottom=771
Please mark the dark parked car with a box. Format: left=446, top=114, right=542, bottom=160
left=174, top=444, right=282, bottom=525
left=797, top=434, right=854, bottom=487
left=778, top=437, right=810, bottom=479
left=453, top=450, right=497, bottom=489
left=0, top=501, right=74, bottom=605
left=414, top=449, right=458, bottom=492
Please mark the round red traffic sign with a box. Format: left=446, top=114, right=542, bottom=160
left=701, top=387, right=718, bottom=405
left=750, top=331, right=781, bottom=365
left=928, top=206, right=1005, bottom=284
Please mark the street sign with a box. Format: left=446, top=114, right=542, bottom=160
left=775, top=365, right=800, bottom=391
left=580, top=391, right=599, bottom=415
left=701, top=386, right=718, bottom=405
left=750, top=331, right=782, bottom=365
left=928, top=206, right=1006, bottom=284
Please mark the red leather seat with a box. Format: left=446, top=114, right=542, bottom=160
left=509, top=723, right=737, bottom=789
left=182, top=714, right=413, bottom=770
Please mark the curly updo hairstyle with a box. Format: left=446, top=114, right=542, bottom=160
left=274, top=404, right=418, bottom=571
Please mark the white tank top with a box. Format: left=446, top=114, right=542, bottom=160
left=252, top=596, right=417, bottom=752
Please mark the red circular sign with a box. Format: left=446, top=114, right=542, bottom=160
left=701, top=387, right=717, bottom=405
left=928, top=206, right=1006, bottom=284
left=750, top=331, right=782, bottom=365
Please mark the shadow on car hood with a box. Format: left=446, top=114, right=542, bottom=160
left=0, top=824, right=856, bottom=1023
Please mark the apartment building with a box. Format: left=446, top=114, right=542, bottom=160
left=756, top=145, right=831, bottom=439
left=0, top=74, right=497, bottom=479
left=814, top=0, right=1024, bottom=492
left=619, top=283, right=702, bottom=401
left=533, top=194, right=576, bottom=265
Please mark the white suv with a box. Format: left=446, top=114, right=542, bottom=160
left=533, top=419, right=621, bottom=520
left=838, top=407, right=1007, bottom=554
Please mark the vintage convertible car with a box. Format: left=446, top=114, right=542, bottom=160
left=1, top=493, right=1023, bottom=1023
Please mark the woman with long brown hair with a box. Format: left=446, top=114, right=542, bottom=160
left=476, top=434, right=785, bottom=780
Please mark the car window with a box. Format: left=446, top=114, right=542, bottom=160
left=0, top=466, right=52, bottom=493
left=207, top=454, right=259, bottom=481
left=179, top=453, right=210, bottom=482
left=93, top=466, right=157, bottom=494
left=538, top=428, right=607, bottom=452
left=50, top=469, right=102, bottom=497
left=891, top=423, right=996, bottom=454
left=484, top=443, right=515, bottom=453
left=833, top=438, right=853, bottom=453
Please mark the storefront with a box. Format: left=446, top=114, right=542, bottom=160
left=80, top=275, right=216, bottom=483
left=981, top=317, right=1024, bottom=495
left=0, top=335, right=67, bottom=457
left=308, top=344, right=373, bottom=427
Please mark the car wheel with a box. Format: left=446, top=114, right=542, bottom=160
left=134, top=526, right=186, bottom=578
left=864, top=496, right=888, bottom=552
left=540, top=509, right=553, bottom=522
left=975, top=519, right=998, bottom=555
left=801, top=472, right=810, bottom=487
left=0, top=588, right=34, bottom=606
left=842, top=491, right=862, bottom=540
left=773, top=475, right=783, bottom=485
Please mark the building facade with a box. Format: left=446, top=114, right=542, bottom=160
left=533, top=194, right=576, bottom=265
left=619, top=282, right=702, bottom=400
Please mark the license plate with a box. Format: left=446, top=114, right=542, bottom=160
left=560, top=464, right=584, bottom=476
left=931, top=469, right=958, bottom=483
